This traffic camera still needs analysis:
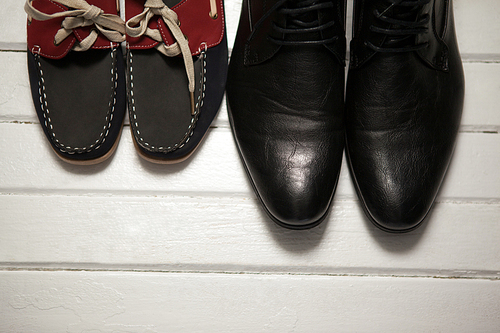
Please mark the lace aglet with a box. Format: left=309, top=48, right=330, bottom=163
left=190, top=91, right=195, bottom=116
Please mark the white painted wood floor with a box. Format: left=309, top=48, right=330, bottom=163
left=1, top=0, right=499, bottom=331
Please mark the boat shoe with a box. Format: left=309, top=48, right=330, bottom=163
left=25, top=0, right=127, bottom=164
left=125, top=0, right=228, bottom=163
left=345, top=0, right=465, bottom=232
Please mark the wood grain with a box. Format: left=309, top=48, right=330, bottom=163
left=1, top=195, right=499, bottom=276
left=1, top=271, right=499, bottom=332
left=0, top=124, right=498, bottom=200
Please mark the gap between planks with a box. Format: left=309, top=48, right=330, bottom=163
left=0, top=263, right=499, bottom=280
left=1, top=192, right=499, bottom=205
left=0, top=122, right=498, bottom=134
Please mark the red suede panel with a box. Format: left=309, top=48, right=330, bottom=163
left=27, top=0, right=119, bottom=59
left=126, top=0, right=224, bottom=56
left=125, top=0, right=158, bottom=49
left=27, top=0, right=75, bottom=58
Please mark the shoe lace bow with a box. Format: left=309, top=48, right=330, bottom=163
left=25, top=0, right=126, bottom=51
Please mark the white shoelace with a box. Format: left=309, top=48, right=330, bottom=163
left=25, top=0, right=126, bottom=51
left=26, top=0, right=218, bottom=115
left=209, top=0, right=218, bottom=19
left=126, top=0, right=218, bottom=115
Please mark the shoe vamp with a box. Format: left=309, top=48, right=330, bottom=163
left=40, top=50, right=115, bottom=149
left=346, top=52, right=463, bottom=132
left=230, top=45, right=344, bottom=122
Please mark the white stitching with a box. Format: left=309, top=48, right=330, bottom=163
left=35, top=47, right=118, bottom=154
left=128, top=48, right=207, bottom=153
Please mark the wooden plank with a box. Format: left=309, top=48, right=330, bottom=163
left=225, top=0, right=243, bottom=54
left=0, top=123, right=498, bottom=200
left=0, top=0, right=28, bottom=51
left=1, top=271, right=499, bottom=332
left=0, top=51, right=33, bottom=122
left=1, top=50, right=499, bottom=128
left=454, top=0, right=500, bottom=57
left=1, top=194, right=499, bottom=275
left=461, top=63, right=500, bottom=130
left=1, top=0, right=499, bottom=58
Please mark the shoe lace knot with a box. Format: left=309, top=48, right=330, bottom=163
left=366, top=0, right=431, bottom=53
left=24, top=0, right=126, bottom=51
left=252, top=0, right=338, bottom=46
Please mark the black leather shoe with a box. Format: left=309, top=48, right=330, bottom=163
left=346, top=0, right=465, bottom=232
left=226, top=0, right=346, bottom=229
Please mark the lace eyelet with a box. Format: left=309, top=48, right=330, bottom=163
left=32, top=45, right=41, bottom=55
left=198, top=42, right=208, bottom=53
left=209, top=12, right=218, bottom=20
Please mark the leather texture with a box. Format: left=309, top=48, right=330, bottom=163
left=227, top=0, right=346, bottom=229
left=346, top=0, right=465, bottom=232
left=126, top=0, right=228, bottom=162
left=26, top=0, right=126, bottom=163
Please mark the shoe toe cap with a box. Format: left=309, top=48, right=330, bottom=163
left=349, top=152, right=445, bottom=232
left=360, top=187, right=433, bottom=232
left=241, top=138, right=342, bottom=229
left=257, top=169, right=334, bottom=229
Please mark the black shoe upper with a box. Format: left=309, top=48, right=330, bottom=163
left=227, top=0, right=346, bottom=229
left=346, top=0, right=465, bottom=232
